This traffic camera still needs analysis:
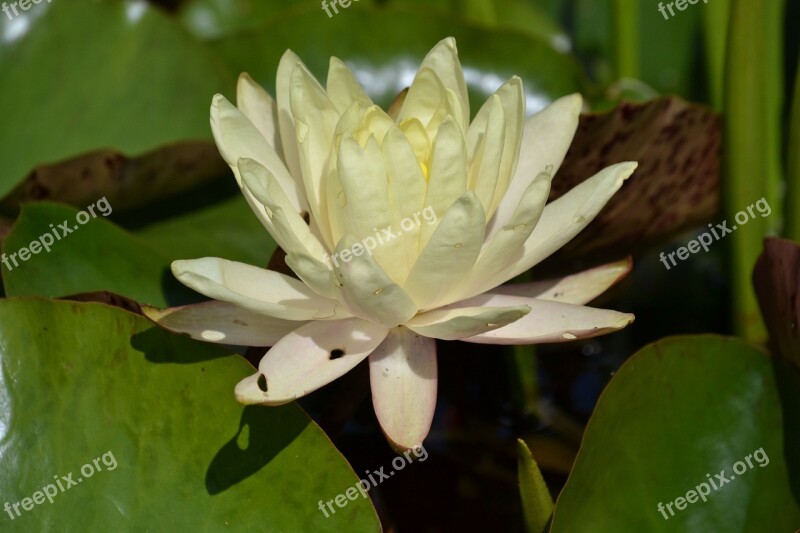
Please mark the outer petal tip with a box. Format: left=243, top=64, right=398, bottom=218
left=234, top=372, right=289, bottom=406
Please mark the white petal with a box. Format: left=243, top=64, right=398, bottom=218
left=402, top=192, right=485, bottom=309
left=414, top=37, right=469, bottom=130
left=444, top=167, right=552, bottom=304
left=369, top=327, right=437, bottom=452
left=235, top=318, right=389, bottom=405
left=326, top=56, right=372, bottom=112
left=172, top=258, right=347, bottom=321
left=143, top=301, right=303, bottom=347
left=238, top=158, right=337, bottom=299
left=331, top=235, right=419, bottom=327
left=488, top=93, right=582, bottom=239
left=397, top=67, right=446, bottom=132
left=405, top=305, right=530, bottom=340
left=467, top=77, right=525, bottom=219
left=456, top=162, right=637, bottom=302
left=236, top=73, right=282, bottom=157
left=290, top=63, right=341, bottom=246
left=382, top=126, right=427, bottom=270
left=210, top=94, right=305, bottom=214
left=492, top=258, right=632, bottom=305
left=275, top=49, right=304, bottom=182
left=461, top=297, right=634, bottom=345
left=333, top=136, right=408, bottom=282
left=421, top=116, right=467, bottom=248
left=468, top=94, right=506, bottom=219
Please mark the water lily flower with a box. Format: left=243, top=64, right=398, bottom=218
left=144, top=37, right=636, bottom=452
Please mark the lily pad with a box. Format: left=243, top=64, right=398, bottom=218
left=0, top=298, right=380, bottom=531
left=546, top=97, right=720, bottom=265
left=0, top=143, right=227, bottom=215
left=0, top=0, right=233, bottom=205
left=551, top=335, right=800, bottom=532
left=135, top=194, right=278, bottom=266
left=2, top=203, right=180, bottom=306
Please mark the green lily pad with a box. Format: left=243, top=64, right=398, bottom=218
left=135, top=194, right=277, bottom=266
left=0, top=298, right=380, bottom=531
left=0, top=0, right=233, bottom=203
left=551, top=335, right=800, bottom=532
left=211, top=6, right=587, bottom=114
left=2, top=203, right=178, bottom=306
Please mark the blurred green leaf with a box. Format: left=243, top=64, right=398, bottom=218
left=178, top=0, right=372, bottom=39
left=210, top=6, right=588, bottom=115
left=2, top=203, right=178, bottom=306
left=573, top=0, right=701, bottom=101
left=551, top=335, right=800, bottom=531
left=0, top=0, right=233, bottom=203
left=135, top=195, right=278, bottom=266
left=383, top=0, right=571, bottom=52
left=0, top=298, right=380, bottom=531
left=517, top=439, right=554, bottom=533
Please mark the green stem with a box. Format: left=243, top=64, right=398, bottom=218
left=701, top=0, right=731, bottom=110
left=723, top=0, right=784, bottom=341
left=786, top=55, right=800, bottom=240
left=612, top=0, right=639, bottom=80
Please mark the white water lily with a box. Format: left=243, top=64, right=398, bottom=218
left=144, top=38, right=636, bottom=451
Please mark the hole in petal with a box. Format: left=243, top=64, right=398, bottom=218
left=329, top=349, right=345, bottom=360
left=257, top=374, right=268, bottom=392
left=301, top=211, right=310, bottom=224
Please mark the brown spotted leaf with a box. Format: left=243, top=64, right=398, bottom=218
left=547, top=97, right=720, bottom=263
left=0, top=141, right=226, bottom=215
left=753, top=237, right=800, bottom=369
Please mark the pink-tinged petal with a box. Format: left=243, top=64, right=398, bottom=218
left=142, top=301, right=303, bottom=347
left=461, top=298, right=634, bottom=345
left=492, top=257, right=632, bottom=305
left=369, top=327, right=437, bottom=452
left=236, top=318, right=389, bottom=405
left=405, top=305, right=530, bottom=340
